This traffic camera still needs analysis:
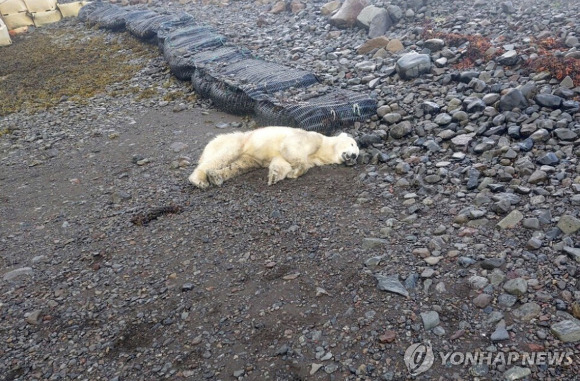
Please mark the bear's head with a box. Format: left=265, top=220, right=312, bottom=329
left=334, top=132, right=359, bottom=166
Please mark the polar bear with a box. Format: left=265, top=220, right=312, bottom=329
left=189, top=126, right=359, bottom=188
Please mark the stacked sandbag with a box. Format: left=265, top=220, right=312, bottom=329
left=162, top=24, right=226, bottom=80
left=23, top=0, right=62, bottom=27
left=192, top=58, right=319, bottom=115
left=0, top=17, right=12, bottom=46
left=255, top=89, right=377, bottom=135
left=0, top=0, right=34, bottom=30
left=57, top=0, right=87, bottom=18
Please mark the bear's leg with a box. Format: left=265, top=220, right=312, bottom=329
left=287, top=161, right=313, bottom=179
left=207, top=155, right=259, bottom=186
left=268, top=156, right=292, bottom=185
left=189, top=168, right=210, bottom=189
left=188, top=133, right=244, bottom=188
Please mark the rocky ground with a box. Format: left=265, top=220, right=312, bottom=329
left=1, top=0, right=580, bottom=380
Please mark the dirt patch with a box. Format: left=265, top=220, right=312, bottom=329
left=0, top=24, right=156, bottom=116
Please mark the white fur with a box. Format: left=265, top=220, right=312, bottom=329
left=189, top=126, right=359, bottom=188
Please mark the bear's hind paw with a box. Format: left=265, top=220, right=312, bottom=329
left=206, top=170, right=224, bottom=186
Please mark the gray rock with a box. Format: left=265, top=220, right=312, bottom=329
left=424, top=38, right=445, bottom=52
left=528, top=170, right=548, bottom=184
left=504, top=366, right=531, bottom=381
left=503, top=278, right=527, bottom=296
left=501, top=1, right=516, bottom=13
left=557, top=215, right=580, bottom=235
left=375, top=274, right=409, bottom=298
left=563, top=247, right=580, bottom=263
left=473, top=293, right=493, bottom=308
left=421, top=101, right=440, bottom=114
left=536, top=152, right=559, bottom=165
left=469, top=275, right=489, bottom=290
left=356, top=5, right=384, bottom=28
left=553, top=128, right=578, bottom=141
left=497, top=210, right=523, bottom=229
left=565, top=35, right=579, bottom=48
left=551, top=320, right=580, bottom=342
left=512, top=302, right=541, bottom=321
left=368, top=9, right=392, bottom=38
left=386, top=4, right=403, bottom=22
left=481, top=258, right=505, bottom=269
left=497, top=50, right=518, bottom=66
left=395, top=53, right=432, bottom=80
left=330, top=0, right=369, bottom=28
left=499, top=89, right=528, bottom=111
left=434, top=113, right=452, bottom=125
left=363, top=238, right=388, bottom=250
left=390, top=121, right=412, bottom=139
left=498, top=293, right=518, bottom=308
left=3, top=267, right=33, bottom=281
left=535, top=94, right=563, bottom=108
left=421, top=310, right=440, bottom=330
left=491, top=326, right=510, bottom=341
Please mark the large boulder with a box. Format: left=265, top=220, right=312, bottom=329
left=356, top=5, right=384, bottom=28
left=368, top=8, right=391, bottom=38
left=395, top=53, right=431, bottom=80
left=329, top=0, right=368, bottom=28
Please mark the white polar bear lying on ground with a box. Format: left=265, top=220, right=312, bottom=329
left=189, top=126, right=359, bottom=188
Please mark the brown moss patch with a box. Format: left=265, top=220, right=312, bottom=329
left=523, top=37, right=580, bottom=87
left=0, top=28, right=156, bottom=116
left=421, top=30, right=503, bottom=69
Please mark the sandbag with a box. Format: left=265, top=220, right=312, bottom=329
left=2, top=11, right=34, bottom=29
left=23, top=0, right=56, bottom=13
left=0, top=17, right=12, bottom=46
left=255, top=90, right=377, bottom=135
left=126, top=11, right=177, bottom=41
left=0, top=0, right=28, bottom=15
left=31, top=8, right=61, bottom=26
left=57, top=1, right=87, bottom=18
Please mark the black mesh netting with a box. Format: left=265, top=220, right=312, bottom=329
left=125, top=11, right=178, bottom=41
left=89, top=5, right=132, bottom=31
left=192, top=58, right=319, bottom=115
left=77, top=4, right=377, bottom=132
left=162, top=26, right=226, bottom=80
left=156, top=14, right=196, bottom=49
left=78, top=1, right=108, bottom=23
left=255, top=90, right=377, bottom=135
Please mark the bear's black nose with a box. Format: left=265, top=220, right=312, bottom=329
left=350, top=153, right=357, bottom=159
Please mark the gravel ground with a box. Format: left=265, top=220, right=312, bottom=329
left=1, top=0, right=580, bottom=380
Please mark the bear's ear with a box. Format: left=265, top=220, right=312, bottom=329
left=338, top=132, right=353, bottom=138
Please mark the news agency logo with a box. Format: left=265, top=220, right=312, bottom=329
left=404, top=342, right=575, bottom=376
left=404, top=342, right=435, bottom=376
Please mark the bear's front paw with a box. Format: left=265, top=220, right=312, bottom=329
left=206, top=170, right=224, bottom=186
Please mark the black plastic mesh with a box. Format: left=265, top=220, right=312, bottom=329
left=156, top=14, right=196, bottom=49
left=202, top=58, right=319, bottom=101
left=255, top=90, right=377, bottom=135
left=162, top=27, right=227, bottom=80
left=91, top=6, right=132, bottom=31
left=125, top=11, right=177, bottom=41
left=78, top=1, right=107, bottom=22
